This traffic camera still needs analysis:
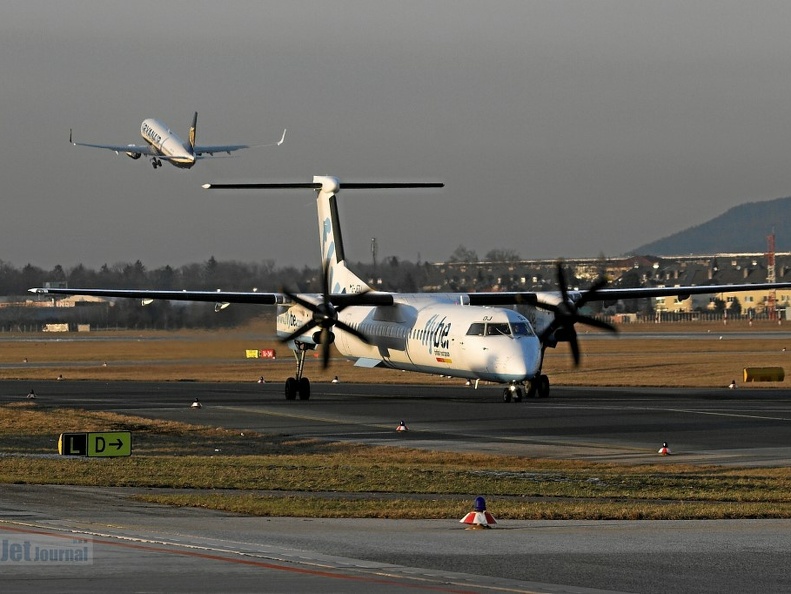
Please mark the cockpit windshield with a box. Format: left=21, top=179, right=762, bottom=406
left=486, top=323, right=511, bottom=336
left=466, top=323, right=485, bottom=336
left=511, top=322, right=533, bottom=336
left=465, top=321, right=535, bottom=337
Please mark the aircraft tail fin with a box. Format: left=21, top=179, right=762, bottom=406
left=188, top=112, right=198, bottom=152
left=202, top=177, right=443, bottom=294
left=314, top=177, right=368, bottom=294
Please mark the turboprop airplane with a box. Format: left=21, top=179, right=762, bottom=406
left=69, top=112, right=286, bottom=169
left=29, top=176, right=791, bottom=402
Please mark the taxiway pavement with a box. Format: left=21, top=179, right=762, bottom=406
left=5, top=380, right=791, bottom=465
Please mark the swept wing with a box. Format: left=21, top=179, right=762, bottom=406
left=194, top=128, right=286, bottom=157
left=70, top=138, right=158, bottom=156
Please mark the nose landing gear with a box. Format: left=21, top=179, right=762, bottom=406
left=502, top=374, right=550, bottom=402
left=502, top=382, right=523, bottom=402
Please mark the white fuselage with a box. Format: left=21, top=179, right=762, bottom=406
left=277, top=293, right=542, bottom=383
left=140, top=119, right=195, bottom=168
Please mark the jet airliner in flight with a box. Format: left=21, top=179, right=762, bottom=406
left=70, top=112, right=286, bottom=169
left=30, top=176, right=791, bottom=402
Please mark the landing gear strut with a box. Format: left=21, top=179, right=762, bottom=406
left=525, top=344, right=551, bottom=399
left=151, top=157, right=163, bottom=169
left=285, top=343, right=312, bottom=400
left=503, top=344, right=552, bottom=402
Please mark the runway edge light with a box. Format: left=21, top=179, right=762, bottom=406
left=460, top=496, right=497, bottom=529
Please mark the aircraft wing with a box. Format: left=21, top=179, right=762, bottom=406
left=466, top=281, right=791, bottom=306
left=71, top=140, right=158, bottom=156
left=29, top=287, right=287, bottom=305
left=194, top=129, right=286, bottom=157
left=28, top=287, right=394, bottom=308
left=31, top=281, right=790, bottom=308
left=193, top=144, right=250, bottom=157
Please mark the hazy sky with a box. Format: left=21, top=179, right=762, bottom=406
left=3, top=1, right=791, bottom=272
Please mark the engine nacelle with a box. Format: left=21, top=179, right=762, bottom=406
left=125, top=152, right=142, bottom=160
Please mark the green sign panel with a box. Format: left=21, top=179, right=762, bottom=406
left=59, top=431, right=131, bottom=457
left=88, top=432, right=131, bottom=457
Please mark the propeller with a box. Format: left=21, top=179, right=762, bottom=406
left=279, top=262, right=372, bottom=369
left=537, top=262, right=617, bottom=366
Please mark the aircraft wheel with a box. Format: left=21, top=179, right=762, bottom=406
left=513, top=388, right=523, bottom=402
left=285, top=377, right=298, bottom=400
left=502, top=388, right=512, bottom=403
left=298, top=377, right=311, bottom=400
left=537, top=374, right=550, bottom=398
left=526, top=381, right=538, bottom=398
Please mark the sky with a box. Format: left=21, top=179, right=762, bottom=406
left=3, top=1, right=791, bottom=272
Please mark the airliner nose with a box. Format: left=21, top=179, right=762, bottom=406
left=490, top=336, right=541, bottom=381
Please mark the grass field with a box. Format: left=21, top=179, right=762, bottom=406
left=0, top=317, right=788, bottom=387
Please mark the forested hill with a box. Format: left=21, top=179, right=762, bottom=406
left=631, top=196, right=791, bottom=255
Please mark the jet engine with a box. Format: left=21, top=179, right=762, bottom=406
left=125, top=152, right=142, bottom=160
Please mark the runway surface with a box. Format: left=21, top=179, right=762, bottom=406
left=2, top=380, right=791, bottom=592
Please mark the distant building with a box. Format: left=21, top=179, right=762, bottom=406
left=426, top=252, right=791, bottom=316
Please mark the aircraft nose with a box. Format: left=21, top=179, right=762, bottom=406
left=490, top=337, right=541, bottom=381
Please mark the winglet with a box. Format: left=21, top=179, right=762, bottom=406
left=69, top=129, right=74, bottom=145
left=277, top=128, right=287, bottom=146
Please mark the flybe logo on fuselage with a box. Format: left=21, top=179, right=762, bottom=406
left=141, top=122, right=163, bottom=146
left=277, top=309, right=302, bottom=331
left=420, top=314, right=451, bottom=356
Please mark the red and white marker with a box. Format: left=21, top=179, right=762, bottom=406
left=460, top=496, right=496, bottom=528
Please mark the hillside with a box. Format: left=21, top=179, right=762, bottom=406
left=631, top=196, right=791, bottom=255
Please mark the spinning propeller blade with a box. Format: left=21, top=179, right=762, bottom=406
left=537, top=262, right=617, bottom=366
left=280, top=262, right=372, bottom=369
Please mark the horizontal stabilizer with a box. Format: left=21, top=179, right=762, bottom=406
left=203, top=181, right=444, bottom=190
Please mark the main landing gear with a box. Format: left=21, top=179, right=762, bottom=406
left=284, top=343, right=312, bottom=400
left=502, top=374, right=550, bottom=402
left=151, top=157, right=163, bottom=169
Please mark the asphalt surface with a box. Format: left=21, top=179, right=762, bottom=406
left=5, top=379, right=791, bottom=465
left=2, top=380, right=791, bottom=593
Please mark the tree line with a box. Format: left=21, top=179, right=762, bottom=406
left=0, top=256, right=442, bottom=330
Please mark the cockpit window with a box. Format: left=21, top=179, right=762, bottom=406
left=511, top=322, right=534, bottom=336
left=486, top=323, right=511, bottom=336
left=466, top=321, right=535, bottom=337
left=466, top=322, right=486, bottom=336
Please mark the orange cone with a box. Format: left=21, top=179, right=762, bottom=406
left=460, top=496, right=496, bottom=529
